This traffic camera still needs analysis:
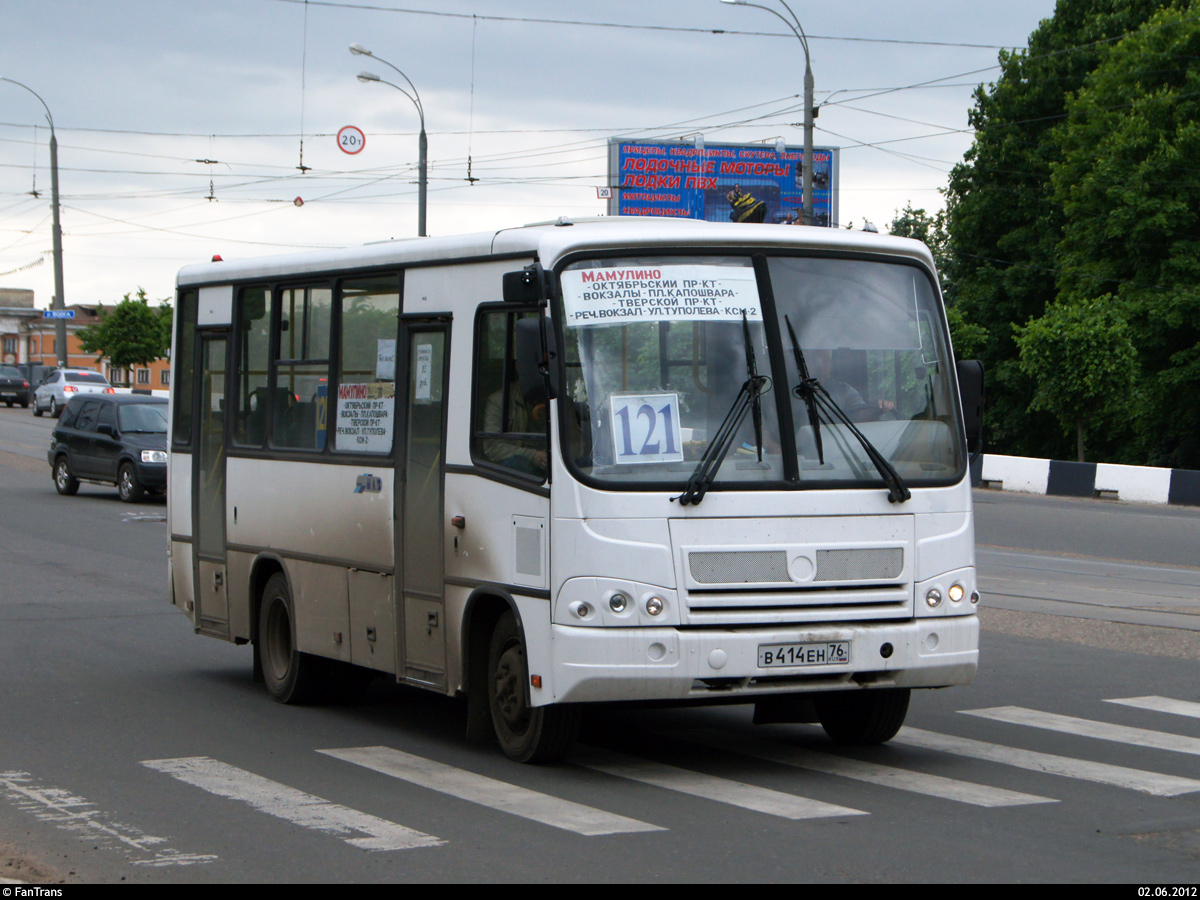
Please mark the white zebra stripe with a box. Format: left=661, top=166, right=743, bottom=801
left=320, top=746, right=662, bottom=835
left=1105, top=696, right=1200, bottom=720
left=896, top=727, right=1200, bottom=797
left=142, top=757, right=442, bottom=851
left=962, top=706, right=1200, bottom=757
left=683, top=731, right=1055, bottom=807
left=573, top=747, right=866, bottom=820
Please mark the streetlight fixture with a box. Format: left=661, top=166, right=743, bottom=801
left=720, top=0, right=816, bottom=226
left=350, top=44, right=427, bottom=237
left=1, top=78, right=67, bottom=365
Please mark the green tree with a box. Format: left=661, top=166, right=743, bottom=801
left=889, top=202, right=953, bottom=297
left=78, top=289, right=172, bottom=370
left=1014, top=299, right=1138, bottom=461
left=946, top=0, right=1182, bottom=459
left=889, top=203, right=990, bottom=358
left=1051, top=2, right=1200, bottom=465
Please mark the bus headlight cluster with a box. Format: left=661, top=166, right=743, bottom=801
left=925, top=582, right=971, bottom=610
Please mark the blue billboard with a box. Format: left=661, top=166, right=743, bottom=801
left=608, top=139, right=839, bottom=227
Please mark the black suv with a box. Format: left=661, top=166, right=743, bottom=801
left=48, top=393, right=168, bottom=502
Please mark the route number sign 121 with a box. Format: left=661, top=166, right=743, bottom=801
left=338, top=126, right=366, bottom=155
left=609, top=392, right=684, bottom=465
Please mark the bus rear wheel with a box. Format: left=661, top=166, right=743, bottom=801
left=487, top=610, right=579, bottom=763
left=815, top=688, right=910, bottom=745
left=258, top=573, right=321, bottom=704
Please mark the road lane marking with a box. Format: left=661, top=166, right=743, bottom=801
left=961, top=706, right=1200, bottom=757
left=320, top=746, right=663, bottom=836
left=142, top=757, right=442, bottom=851
left=682, top=730, right=1055, bottom=807
left=896, top=728, right=1200, bottom=796
left=573, top=747, right=866, bottom=820
left=0, top=770, right=216, bottom=867
left=1106, top=696, right=1200, bottom=720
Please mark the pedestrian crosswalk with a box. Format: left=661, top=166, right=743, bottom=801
left=5, top=694, right=1199, bottom=862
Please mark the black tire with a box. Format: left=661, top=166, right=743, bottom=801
left=49, top=397, right=59, bottom=418
left=33, top=399, right=42, bottom=417
left=4, top=400, right=11, bottom=408
left=815, top=688, right=910, bottom=745
left=257, top=573, right=322, bottom=704
left=19, top=399, right=28, bottom=409
left=487, top=610, right=579, bottom=762
left=118, top=462, right=144, bottom=503
left=53, top=457, right=79, bottom=496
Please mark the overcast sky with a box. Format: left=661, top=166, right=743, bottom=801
left=1, top=0, right=1059, bottom=307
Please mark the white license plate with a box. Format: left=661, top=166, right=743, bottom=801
left=758, top=641, right=851, bottom=668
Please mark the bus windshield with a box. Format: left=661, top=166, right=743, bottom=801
left=557, top=253, right=963, bottom=492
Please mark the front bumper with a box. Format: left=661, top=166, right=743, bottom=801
left=547, top=614, right=978, bottom=704
left=136, top=462, right=168, bottom=490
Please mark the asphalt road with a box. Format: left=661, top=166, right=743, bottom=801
left=1, top=406, right=1198, bottom=883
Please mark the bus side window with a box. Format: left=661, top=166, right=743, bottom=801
left=172, top=289, right=198, bottom=448
left=471, top=308, right=547, bottom=480
left=273, top=286, right=331, bottom=452
left=233, top=286, right=272, bottom=447
left=334, top=277, right=400, bottom=454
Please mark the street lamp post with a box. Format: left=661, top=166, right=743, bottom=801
left=350, top=44, right=427, bottom=237
left=721, top=0, right=815, bottom=226
left=2, top=78, right=67, bottom=364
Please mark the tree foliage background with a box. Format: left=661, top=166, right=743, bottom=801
left=931, top=0, right=1200, bottom=466
left=78, top=288, right=173, bottom=371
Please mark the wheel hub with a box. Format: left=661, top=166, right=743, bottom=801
left=492, top=646, right=530, bottom=732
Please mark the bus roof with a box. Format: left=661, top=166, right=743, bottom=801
left=175, top=217, right=936, bottom=288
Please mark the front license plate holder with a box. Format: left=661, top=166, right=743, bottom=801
left=758, top=640, right=851, bottom=668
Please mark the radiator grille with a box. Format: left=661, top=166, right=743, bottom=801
left=814, top=548, right=903, bottom=581
left=689, top=550, right=789, bottom=584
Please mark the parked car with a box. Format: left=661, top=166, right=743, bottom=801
left=48, top=393, right=168, bottom=502
left=33, top=369, right=114, bottom=418
left=0, top=365, right=30, bottom=408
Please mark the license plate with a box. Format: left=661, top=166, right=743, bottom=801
left=758, top=641, right=851, bottom=668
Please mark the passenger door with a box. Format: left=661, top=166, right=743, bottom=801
left=193, top=333, right=229, bottom=637
left=395, top=319, right=450, bottom=688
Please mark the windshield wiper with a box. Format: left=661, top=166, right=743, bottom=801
left=784, top=315, right=910, bottom=504
left=785, top=315, right=825, bottom=466
left=673, top=311, right=769, bottom=506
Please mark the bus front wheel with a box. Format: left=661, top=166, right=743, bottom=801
left=487, top=610, right=579, bottom=763
left=815, top=687, right=910, bottom=745
left=258, top=573, right=321, bottom=704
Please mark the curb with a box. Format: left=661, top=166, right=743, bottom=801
left=980, top=453, right=1199, bottom=506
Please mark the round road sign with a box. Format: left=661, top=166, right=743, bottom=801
left=337, top=126, right=366, bottom=155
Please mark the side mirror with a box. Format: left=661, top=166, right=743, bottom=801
left=956, top=358, right=985, bottom=456
left=97, top=423, right=116, bottom=438
left=514, top=316, right=560, bottom=404
left=503, top=263, right=545, bottom=304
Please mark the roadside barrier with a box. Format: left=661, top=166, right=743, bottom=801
left=980, top=454, right=1200, bottom=506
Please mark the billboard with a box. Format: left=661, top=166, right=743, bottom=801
left=607, top=139, right=839, bottom=227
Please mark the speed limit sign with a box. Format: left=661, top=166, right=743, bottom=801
left=337, top=126, right=366, bottom=155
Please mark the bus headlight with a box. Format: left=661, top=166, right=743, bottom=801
left=645, top=596, right=664, bottom=616
left=948, top=583, right=965, bottom=603
left=608, top=592, right=629, bottom=613
left=925, top=588, right=943, bottom=608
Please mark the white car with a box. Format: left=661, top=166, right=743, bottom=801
left=32, top=369, right=114, bottom=418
